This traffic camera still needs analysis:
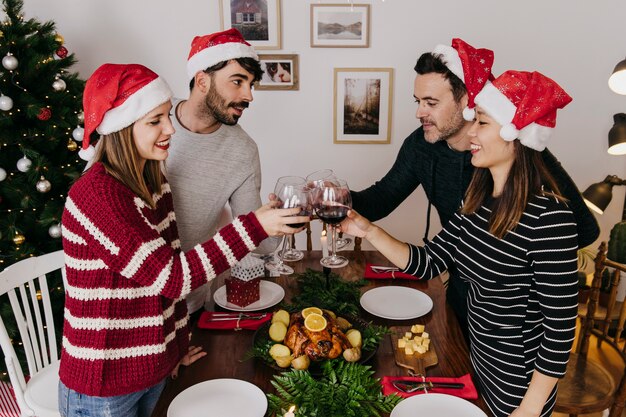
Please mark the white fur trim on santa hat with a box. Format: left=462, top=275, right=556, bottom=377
left=187, top=43, right=258, bottom=81
left=474, top=82, right=517, bottom=137
left=432, top=44, right=465, bottom=83
left=518, top=122, right=553, bottom=151
left=78, top=144, right=96, bottom=161
left=97, top=77, right=172, bottom=135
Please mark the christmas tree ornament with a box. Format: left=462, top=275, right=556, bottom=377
left=13, top=233, right=25, bottom=245
left=37, top=107, right=51, bottom=121
left=52, top=78, right=66, bottom=92
left=67, top=139, right=78, bottom=151
left=54, top=32, right=64, bottom=44
left=16, top=156, right=32, bottom=172
left=77, top=110, right=84, bottom=124
left=0, top=167, right=6, bottom=181
left=72, top=126, right=84, bottom=141
left=2, top=53, right=18, bottom=70
left=36, top=176, right=51, bottom=193
left=78, top=144, right=95, bottom=161
left=0, top=94, right=13, bottom=111
left=55, top=46, right=68, bottom=59
left=48, top=223, right=62, bottom=238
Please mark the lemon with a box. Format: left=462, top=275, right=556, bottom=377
left=301, top=307, right=323, bottom=318
left=304, top=313, right=327, bottom=332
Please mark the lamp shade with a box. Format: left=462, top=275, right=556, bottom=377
left=608, top=113, right=626, bottom=155
left=582, top=181, right=614, bottom=215
left=609, top=57, right=626, bottom=95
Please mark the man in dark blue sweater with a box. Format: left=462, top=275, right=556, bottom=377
left=351, top=42, right=599, bottom=338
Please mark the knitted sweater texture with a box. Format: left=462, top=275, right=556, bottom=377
left=59, top=163, right=267, bottom=396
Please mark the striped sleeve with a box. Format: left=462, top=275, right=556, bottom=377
left=63, top=179, right=267, bottom=300
left=527, top=197, right=578, bottom=378
left=402, top=211, right=462, bottom=279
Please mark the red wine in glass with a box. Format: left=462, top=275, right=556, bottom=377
left=316, top=204, right=348, bottom=225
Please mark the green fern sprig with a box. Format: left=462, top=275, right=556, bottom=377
left=267, top=361, right=401, bottom=417
left=289, top=268, right=366, bottom=316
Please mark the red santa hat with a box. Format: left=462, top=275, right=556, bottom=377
left=82, top=63, right=172, bottom=151
left=474, top=70, right=572, bottom=151
left=432, top=38, right=495, bottom=121
left=187, top=28, right=258, bottom=81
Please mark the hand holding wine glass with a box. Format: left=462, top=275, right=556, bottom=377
left=312, top=179, right=352, bottom=268
left=265, top=176, right=311, bottom=275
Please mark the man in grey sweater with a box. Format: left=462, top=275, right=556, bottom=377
left=167, top=29, right=279, bottom=313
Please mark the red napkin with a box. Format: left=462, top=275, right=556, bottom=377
left=381, top=373, right=478, bottom=400
left=364, top=263, right=419, bottom=280
left=197, top=311, right=272, bottom=330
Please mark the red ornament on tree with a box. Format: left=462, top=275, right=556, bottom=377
left=37, top=107, right=51, bottom=121
left=55, top=46, right=68, bottom=59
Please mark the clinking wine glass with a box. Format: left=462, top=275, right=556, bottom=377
left=265, top=176, right=310, bottom=275
left=305, top=169, right=352, bottom=250
left=313, top=179, right=352, bottom=268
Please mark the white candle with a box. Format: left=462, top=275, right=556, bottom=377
left=284, top=405, right=296, bottom=417
left=321, top=230, right=329, bottom=258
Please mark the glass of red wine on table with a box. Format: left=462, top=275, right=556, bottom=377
left=311, top=178, right=352, bottom=268
left=265, top=176, right=311, bottom=275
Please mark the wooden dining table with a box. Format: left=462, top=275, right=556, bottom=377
left=151, top=250, right=489, bottom=417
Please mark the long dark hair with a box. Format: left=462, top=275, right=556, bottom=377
left=461, top=141, right=564, bottom=238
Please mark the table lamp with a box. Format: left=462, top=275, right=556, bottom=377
left=583, top=175, right=626, bottom=220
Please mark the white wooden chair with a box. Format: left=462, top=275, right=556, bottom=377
left=0, top=250, right=65, bottom=417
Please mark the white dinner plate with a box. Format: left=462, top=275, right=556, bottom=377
left=390, top=393, right=487, bottom=417
left=360, top=286, right=433, bottom=320
left=213, top=280, right=285, bottom=312
left=167, top=378, right=267, bottom=417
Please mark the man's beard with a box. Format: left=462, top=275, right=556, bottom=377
left=422, top=103, right=465, bottom=144
left=201, top=83, right=249, bottom=126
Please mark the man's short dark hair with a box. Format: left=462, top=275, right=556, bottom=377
left=189, top=57, right=263, bottom=91
left=414, top=53, right=467, bottom=103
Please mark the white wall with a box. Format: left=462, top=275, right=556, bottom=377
left=9, top=0, right=626, bottom=250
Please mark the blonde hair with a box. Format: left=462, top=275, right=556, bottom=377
left=90, top=125, right=164, bottom=208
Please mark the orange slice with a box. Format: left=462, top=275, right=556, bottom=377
left=304, top=313, right=327, bottom=332
left=301, top=307, right=323, bottom=318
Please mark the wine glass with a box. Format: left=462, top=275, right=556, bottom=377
left=312, top=179, right=352, bottom=268
left=276, top=176, right=307, bottom=263
left=265, top=176, right=310, bottom=275
left=305, top=170, right=352, bottom=250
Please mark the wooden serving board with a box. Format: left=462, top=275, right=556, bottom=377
left=390, top=326, right=438, bottom=375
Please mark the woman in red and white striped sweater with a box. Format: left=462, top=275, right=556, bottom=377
left=58, top=64, right=308, bottom=417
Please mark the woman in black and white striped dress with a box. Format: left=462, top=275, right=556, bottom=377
left=341, top=70, right=578, bottom=417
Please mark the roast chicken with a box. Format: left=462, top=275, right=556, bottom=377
left=284, top=312, right=351, bottom=361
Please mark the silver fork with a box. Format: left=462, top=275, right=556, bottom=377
left=371, top=265, right=400, bottom=273
left=208, top=313, right=268, bottom=321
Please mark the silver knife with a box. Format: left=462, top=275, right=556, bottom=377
left=392, top=380, right=465, bottom=393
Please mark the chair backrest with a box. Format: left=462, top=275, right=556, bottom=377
left=0, top=250, right=65, bottom=411
left=578, top=242, right=626, bottom=417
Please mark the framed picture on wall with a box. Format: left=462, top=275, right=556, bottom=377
left=256, top=54, right=299, bottom=90
left=310, top=4, right=370, bottom=48
left=219, top=0, right=282, bottom=50
left=334, top=68, right=394, bottom=144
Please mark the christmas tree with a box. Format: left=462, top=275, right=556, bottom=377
left=0, top=0, right=86, bottom=379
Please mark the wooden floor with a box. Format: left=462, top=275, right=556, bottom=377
left=554, top=324, right=625, bottom=417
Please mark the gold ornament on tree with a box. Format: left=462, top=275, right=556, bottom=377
left=67, top=139, right=78, bottom=151
left=54, top=32, right=64, bottom=44
left=13, top=233, right=25, bottom=245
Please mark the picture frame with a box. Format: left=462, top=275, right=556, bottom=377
left=333, top=68, right=394, bottom=144
left=220, top=0, right=282, bottom=50
left=256, top=54, right=299, bottom=90
left=310, top=4, right=370, bottom=48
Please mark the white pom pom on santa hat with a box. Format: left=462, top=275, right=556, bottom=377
left=463, top=106, right=475, bottom=121
left=78, top=145, right=96, bottom=161
left=499, top=123, right=519, bottom=141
